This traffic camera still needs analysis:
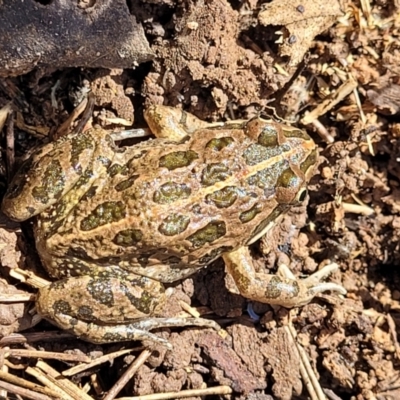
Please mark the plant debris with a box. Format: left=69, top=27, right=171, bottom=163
left=1, top=0, right=400, bottom=399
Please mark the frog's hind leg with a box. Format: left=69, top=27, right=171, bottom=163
left=51, top=314, right=220, bottom=349
left=35, top=272, right=220, bottom=349
left=223, top=246, right=346, bottom=308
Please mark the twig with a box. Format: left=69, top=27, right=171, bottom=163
left=0, top=293, right=35, bottom=302
left=35, top=360, right=94, bottom=400
left=301, top=77, right=358, bottom=125
left=62, top=348, right=139, bottom=376
left=0, top=379, right=53, bottom=400
left=387, top=314, right=400, bottom=361
left=179, top=300, right=200, bottom=318
left=342, top=202, right=374, bottom=216
left=8, top=349, right=90, bottom=363
left=103, top=349, right=152, bottom=400
left=5, top=109, right=15, bottom=180
left=0, top=370, right=60, bottom=398
left=286, top=321, right=327, bottom=400
left=26, top=366, right=75, bottom=400
left=55, top=96, right=88, bottom=138
left=0, top=331, right=74, bottom=346
left=9, top=267, right=51, bottom=289
left=118, top=385, right=233, bottom=399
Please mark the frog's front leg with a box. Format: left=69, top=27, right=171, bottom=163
left=144, top=105, right=218, bottom=140
left=223, top=247, right=346, bottom=308
left=36, top=272, right=219, bottom=348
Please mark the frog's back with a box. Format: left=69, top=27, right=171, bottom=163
left=38, top=120, right=316, bottom=278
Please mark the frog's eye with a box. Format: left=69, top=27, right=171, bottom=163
left=296, top=187, right=308, bottom=202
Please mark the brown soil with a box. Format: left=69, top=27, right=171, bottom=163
left=1, top=0, right=400, bottom=399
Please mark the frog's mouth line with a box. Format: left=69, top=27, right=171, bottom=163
left=246, top=204, right=289, bottom=245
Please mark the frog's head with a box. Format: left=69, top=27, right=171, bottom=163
left=243, top=117, right=318, bottom=245
left=243, top=116, right=318, bottom=201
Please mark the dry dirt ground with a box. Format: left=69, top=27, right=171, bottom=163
left=0, top=0, right=400, bottom=399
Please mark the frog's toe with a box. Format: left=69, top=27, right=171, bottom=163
left=300, top=263, right=346, bottom=294
left=275, top=262, right=346, bottom=307
left=279, top=262, right=346, bottom=297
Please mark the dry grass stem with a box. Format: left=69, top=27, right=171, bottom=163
left=0, top=379, right=54, bottom=400
left=118, top=385, right=233, bottom=400
left=301, top=77, right=358, bottom=125
left=342, top=202, right=374, bottom=216
left=103, top=349, right=152, bottom=400
left=287, top=322, right=327, bottom=400
left=0, top=102, right=12, bottom=131
left=310, top=119, right=335, bottom=143
left=0, top=293, right=35, bottom=302
left=387, top=314, right=400, bottom=361
left=35, top=360, right=94, bottom=400
left=178, top=300, right=200, bottom=318
left=55, top=96, right=88, bottom=138
left=8, top=349, right=91, bottom=363
left=9, top=267, right=51, bottom=289
left=0, top=370, right=61, bottom=398
left=62, top=348, right=138, bottom=376
left=26, top=366, right=75, bottom=400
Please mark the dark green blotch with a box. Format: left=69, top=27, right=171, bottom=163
left=52, top=299, right=72, bottom=314
left=159, top=150, right=198, bottom=170
left=113, top=229, right=143, bottom=246
left=165, top=255, right=181, bottom=265
left=70, top=133, right=94, bottom=171
left=115, top=175, right=139, bottom=191
left=102, top=332, right=126, bottom=342
left=206, top=186, right=238, bottom=208
left=77, top=306, right=96, bottom=322
left=205, top=137, right=234, bottom=151
left=80, top=201, right=126, bottom=231
left=159, top=214, right=190, bottom=236
left=258, top=125, right=278, bottom=147
left=277, top=168, right=301, bottom=189
left=119, top=280, right=159, bottom=314
left=108, top=163, right=129, bottom=177
left=87, top=278, right=114, bottom=307
left=300, top=149, right=318, bottom=174
left=201, top=163, right=231, bottom=186
left=75, top=168, right=94, bottom=189
left=81, top=186, right=98, bottom=202
left=283, top=128, right=311, bottom=140
left=187, top=221, right=226, bottom=248
left=66, top=246, right=90, bottom=260
left=239, top=203, right=262, bottom=223
left=153, top=182, right=191, bottom=204
left=32, top=160, right=65, bottom=203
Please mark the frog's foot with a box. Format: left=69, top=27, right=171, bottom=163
left=276, top=262, right=347, bottom=306
left=223, top=247, right=347, bottom=308
left=47, top=313, right=220, bottom=349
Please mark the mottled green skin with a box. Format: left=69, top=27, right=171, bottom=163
left=1, top=106, right=321, bottom=346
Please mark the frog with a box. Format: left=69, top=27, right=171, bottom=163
left=2, top=105, right=346, bottom=348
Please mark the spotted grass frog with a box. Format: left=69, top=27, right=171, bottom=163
left=2, top=105, right=346, bottom=347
